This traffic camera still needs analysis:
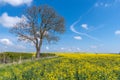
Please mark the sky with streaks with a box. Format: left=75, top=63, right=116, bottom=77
left=0, top=0, right=120, bottom=53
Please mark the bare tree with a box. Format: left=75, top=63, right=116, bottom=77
left=10, top=5, right=65, bottom=58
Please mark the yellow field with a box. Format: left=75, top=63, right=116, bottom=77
left=0, top=53, right=120, bottom=80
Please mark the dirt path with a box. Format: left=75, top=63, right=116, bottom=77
left=0, top=56, right=58, bottom=68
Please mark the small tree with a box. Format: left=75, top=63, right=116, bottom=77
left=10, top=5, right=65, bottom=58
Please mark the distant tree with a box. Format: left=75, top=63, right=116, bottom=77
left=10, top=5, right=65, bottom=58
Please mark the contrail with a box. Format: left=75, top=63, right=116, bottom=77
left=87, top=25, right=105, bottom=33
left=70, top=19, right=101, bottom=42
left=70, top=1, right=102, bottom=42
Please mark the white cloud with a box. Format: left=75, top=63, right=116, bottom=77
left=94, top=0, right=120, bottom=8
left=68, top=48, right=72, bottom=52
left=0, top=38, right=13, bottom=46
left=81, top=24, right=88, bottom=30
left=0, top=12, right=24, bottom=28
left=61, top=47, right=64, bottom=50
left=0, top=0, right=33, bottom=6
left=115, top=30, right=120, bottom=35
left=46, top=46, right=49, bottom=50
left=76, top=48, right=81, bottom=51
left=74, top=36, right=82, bottom=40
left=90, top=45, right=97, bottom=49
left=95, top=3, right=99, bottom=7
left=95, top=2, right=110, bottom=7
left=16, top=45, right=26, bottom=49
left=104, top=3, right=109, bottom=7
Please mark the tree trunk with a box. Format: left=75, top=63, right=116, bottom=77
left=35, top=38, right=43, bottom=58
left=36, top=43, right=42, bottom=58
left=36, top=48, right=40, bottom=58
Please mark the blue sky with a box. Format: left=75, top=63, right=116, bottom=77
left=0, top=0, right=120, bottom=53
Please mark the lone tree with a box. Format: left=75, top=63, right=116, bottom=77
left=10, top=5, right=65, bottom=58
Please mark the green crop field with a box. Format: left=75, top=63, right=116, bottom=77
left=0, top=53, right=120, bottom=80
left=0, top=52, right=55, bottom=63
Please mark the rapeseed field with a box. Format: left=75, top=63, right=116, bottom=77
left=0, top=53, right=119, bottom=80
